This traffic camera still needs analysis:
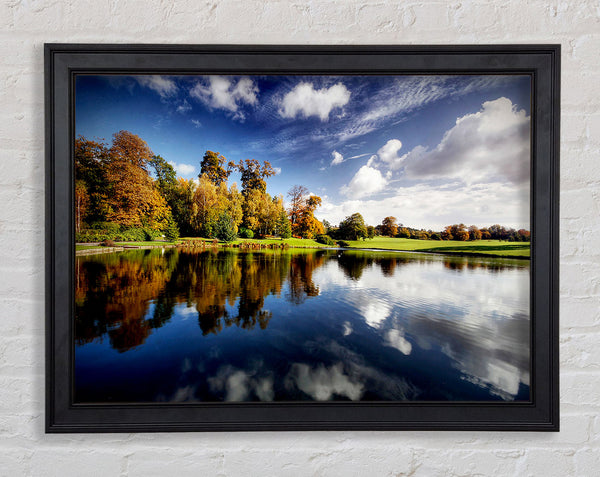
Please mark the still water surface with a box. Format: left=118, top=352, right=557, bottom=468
left=75, top=248, right=530, bottom=403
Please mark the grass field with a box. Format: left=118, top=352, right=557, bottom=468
left=344, top=237, right=530, bottom=258
left=76, top=236, right=529, bottom=258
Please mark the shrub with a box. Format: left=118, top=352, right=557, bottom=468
left=143, top=228, right=161, bottom=241
left=101, top=239, right=115, bottom=247
left=337, top=240, right=350, bottom=247
left=316, top=234, right=335, bottom=246
left=238, top=227, right=254, bottom=239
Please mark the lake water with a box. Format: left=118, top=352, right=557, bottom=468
left=75, top=248, right=530, bottom=403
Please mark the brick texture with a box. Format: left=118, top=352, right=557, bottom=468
left=0, top=0, right=598, bottom=475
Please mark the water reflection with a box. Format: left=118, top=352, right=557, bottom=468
left=75, top=249, right=530, bottom=403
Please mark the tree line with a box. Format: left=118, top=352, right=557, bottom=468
left=75, top=130, right=295, bottom=242
left=75, top=130, right=529, bottom=244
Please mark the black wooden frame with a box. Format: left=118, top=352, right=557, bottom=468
left=45, top=44, right=560, bottom=432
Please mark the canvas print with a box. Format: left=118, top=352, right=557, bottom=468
left=74, top=74, right=531, bottom=403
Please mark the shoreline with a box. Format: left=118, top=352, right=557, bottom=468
left=75, top=242, right=530, bottom=259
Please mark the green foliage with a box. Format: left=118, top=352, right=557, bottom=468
left=164, top=219, right=180, bottom=242
left=278, top=209, right=292, bottom=238
left=338, top=213, right=368, bottom=240
left=238, top=227, right=254, bottom=239
left=316, top=234, right=335, bottom=246
left=214, top=212, right=237, bottom=242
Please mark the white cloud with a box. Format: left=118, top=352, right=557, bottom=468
left=385, top=329, right=412, bottom=355
left=376, top=139, right=404, bottom=169
left=191, top=119, right=202, bottom=128
left=273, top=167, right=282, bottom=175
left=340, top=165, right=388, bottom=199
left=279, top=82, right=350, bottom=121
left=176, top=100, right=191, bottom=113
left=190, top=76, right=258, bottom=120
left=136, top=75, right=178, bottom=99
left=318, top=181, right=529, bottom=230
left=285, top=363, right=363, bottom=401
left=330, top=150, right=344, bottom=166
left=403, top=97, right=530, bottom=185
left=169, top=161, right=195, bottom=176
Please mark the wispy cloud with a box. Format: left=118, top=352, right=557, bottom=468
left=191, top=119, right=202, bottom=128
left=136, top=75, right=178, bottom=99
left=176, top=100, right=192, bottom=113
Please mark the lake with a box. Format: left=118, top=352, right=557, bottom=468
left=75, top=247, right=530, bottom=403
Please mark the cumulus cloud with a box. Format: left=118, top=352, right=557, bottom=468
left=330, top=150, right=344, bottom=166
left=136, top=75, right=178, bottom=99
left=279, top=82, right=350, bottom=121
left=340, top=165, right=388, bottom=199
left=376, top=139, right=404, bottom=169
left=169, top=161, right=195, bottom=176
left=207, top=365, right=275, bottom=402
left=385, top=329, right=412, bottom=355
left=403, top=97, right=530, bottom=185
left=190, top=76, right=258, bottom=120
left=285, top=362, right=363, bottom=401
left=318, top=181, right=529, bottom=231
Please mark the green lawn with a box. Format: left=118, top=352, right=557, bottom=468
left=343, top=237, right=530, bottom=258
left=77, top=236, right=529, bottom=258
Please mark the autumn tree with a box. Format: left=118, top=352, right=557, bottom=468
left=338, top=213, right=368, bottom=240
left=296, top=195, right=324, bottom=239
left=380, top=216, right=399, bottom=237
left=287, top=185, right=309, bottom=230
left=104, top=131, right=173, bottom=231
left=192, top=174, right=219, bottom=236
left=232, top=158, right=276, bottom=196
left=468, top=225, right=482, bottom=241
left=200, top=151, right=231, bottom=185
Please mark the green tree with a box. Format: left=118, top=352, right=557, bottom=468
left=214, top=211, right=237, bottom=242
left=338, top=213, right=368, bottom=240
left=277, top=209, right=292, bottom=238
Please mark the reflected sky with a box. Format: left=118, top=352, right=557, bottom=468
left=75, top=249, right=530, bottom=403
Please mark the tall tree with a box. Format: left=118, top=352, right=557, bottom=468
left=192, top=174, right=219, bottom=236
left=104, top=131, right=172, bottom=230
left=232, top=158, right=276, bottom=196
left=296, top=195, right=324, bottom=239
left=200, top=151, right=231, bottom=186
left=287, top=185, right=309, bottom=229
left=74, top=136, right=111, bottom=224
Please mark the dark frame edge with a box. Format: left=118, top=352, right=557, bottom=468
left=44, top=43, right=55, bottom=433
left=44, top=43, right=561, bottom=433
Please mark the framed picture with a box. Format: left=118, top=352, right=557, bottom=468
left=45, top=44, right=559, bottom=432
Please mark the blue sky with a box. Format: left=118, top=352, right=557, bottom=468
left=75, top=74, right=531, bottom=230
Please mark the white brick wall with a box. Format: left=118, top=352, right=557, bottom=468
left=0, top=1, right=597, bottom=475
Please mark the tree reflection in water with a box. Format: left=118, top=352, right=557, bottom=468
left=75, top=248, right=528, bottom=353
left=76, top=249, right=328, bottom=350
